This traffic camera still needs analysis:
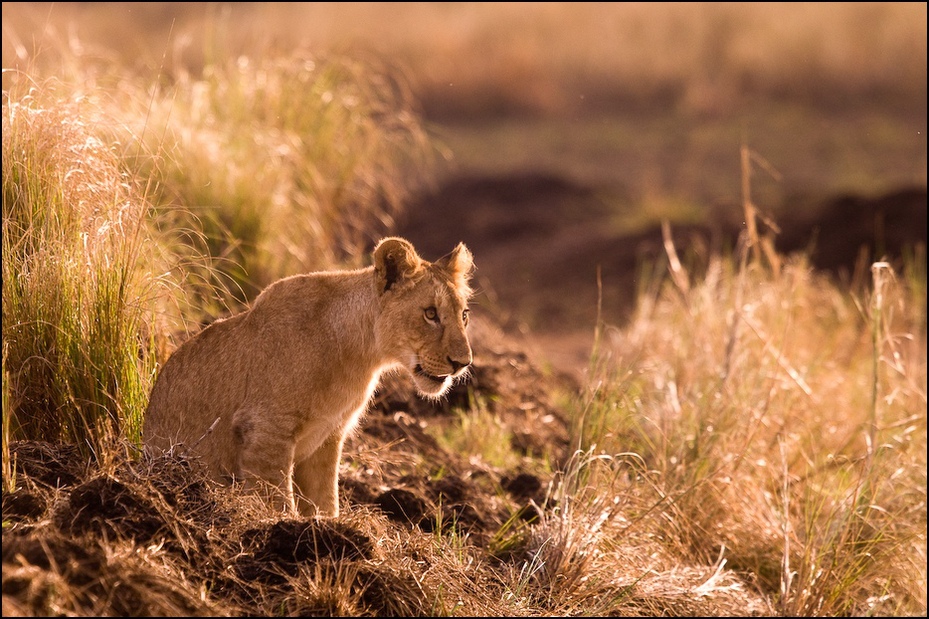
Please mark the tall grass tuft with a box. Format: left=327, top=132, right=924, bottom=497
left=2, top=82, right=176, bottom=455
left=495, top=447, right=629, bottom=614
left=2, top=29, right=437, bottom=456
left=128, top=52, right=435, bottom=313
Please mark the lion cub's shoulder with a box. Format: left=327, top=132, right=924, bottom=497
left=143, top=236, right=476, bottom=518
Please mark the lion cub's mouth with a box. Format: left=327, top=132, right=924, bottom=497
left=413, top=364, right=449, bottom=384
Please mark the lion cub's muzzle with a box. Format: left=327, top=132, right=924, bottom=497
left=411, top=350, right=472, bottom=397
left=414, top=354, right=471, bottom=382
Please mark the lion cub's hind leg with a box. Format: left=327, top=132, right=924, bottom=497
left=293, top=429, right=346, bottom=518
left=232, top=409, right=298, bottom=515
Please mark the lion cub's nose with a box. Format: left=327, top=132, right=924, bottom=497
left=447, top=356, right=471, bottom=374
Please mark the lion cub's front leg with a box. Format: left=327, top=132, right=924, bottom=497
left=232, top=409, right=298, bottom=515
left=293, top=429, right=346, bottom=518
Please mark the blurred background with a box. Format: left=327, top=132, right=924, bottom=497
left=4, top=1, right=926, bottom=370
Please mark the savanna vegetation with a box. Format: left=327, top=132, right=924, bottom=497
left=2, top=3, right=926, bottom=616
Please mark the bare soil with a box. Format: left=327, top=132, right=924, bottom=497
left=1, top=4, right=924, bottom=614
left=397, top=173, right=926, bottom=374
left=4, top=171, right=923, bottom=615
left=2, top=317, right=582, bottom=616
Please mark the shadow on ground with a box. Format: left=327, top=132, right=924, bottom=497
left=397, top=172, right=926, bottom=372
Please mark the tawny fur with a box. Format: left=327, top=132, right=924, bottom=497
left=143, top=237, right=474, bottom=517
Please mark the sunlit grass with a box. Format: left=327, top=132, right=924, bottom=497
left=427, top=396, right=522, bottom=471
left=573, top=241, right=927, bottom=614
left=129, top=52, right=434, bottom=313
left=1, top=4, right=925, bottom=616
left=1, top=82, right=179, bottom=455
left=2, top=11, right=438, bottom=457
left=4, top=3, right=924, bottom=116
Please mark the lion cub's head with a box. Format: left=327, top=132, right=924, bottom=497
left=372, top=237, right=474, bottom=398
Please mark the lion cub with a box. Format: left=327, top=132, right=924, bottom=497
left=144, top=237, right=474, bottom=517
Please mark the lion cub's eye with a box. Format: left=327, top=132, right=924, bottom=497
left=462, top=308, right=470, bottom=326
left=424, top=306, right=440, bottom=324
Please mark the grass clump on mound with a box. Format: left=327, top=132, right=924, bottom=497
left=2, top=83, right=175, bottom=455
left=132, top=52, right=434, bottom=311
left=2, top=42, right=434, bottom=454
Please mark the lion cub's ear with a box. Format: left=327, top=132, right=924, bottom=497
left=373, top=237, right=424, bottom=293
left=435, top=242, right=474, bottom=292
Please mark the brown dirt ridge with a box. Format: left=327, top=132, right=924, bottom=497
left=4, top=177, right=924, bottom=615
left=397, top=172, right=927, bottom=371
left=1, top=320, right=583, bottom=616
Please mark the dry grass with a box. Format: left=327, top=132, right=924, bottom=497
left=2, top=3, right=925, bottom=616
left=2, top=15, right=434, bottom=449
left=4, top=3, right=924, bottom=210
left=129, top=52, right=434, bottom=312
left=3, top=3, right=925, bottom=117
left=575, top=237, right=927, bottom=614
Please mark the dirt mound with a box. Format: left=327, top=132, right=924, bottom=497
left=7, top=172, right=915, bottom=615
left=1, top=321, right=577, bottom=615
left=398, top=172, right=926, bottom=372
left=777, top=186, right=928, bottom=273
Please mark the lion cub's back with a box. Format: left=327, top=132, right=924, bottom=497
left=143, top=314, right=252, bottom=457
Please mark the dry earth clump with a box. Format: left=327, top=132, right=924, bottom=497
left=1, top=321, right=576, bottom=616
left=2, top=320, right=776, bottom=616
